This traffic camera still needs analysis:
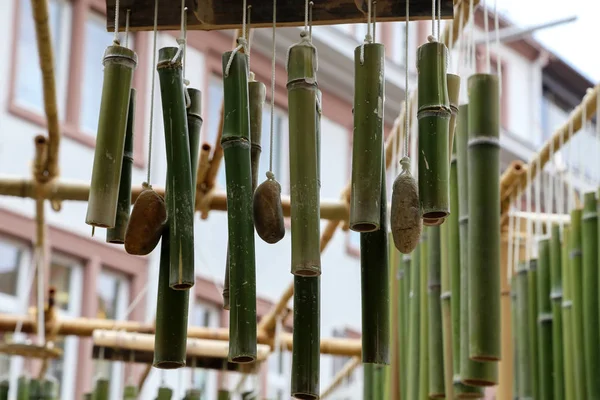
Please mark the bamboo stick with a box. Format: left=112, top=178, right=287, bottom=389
left=320, top=357, right=360, bottom=399
left=561, top=225, right=575, bottom=400
left=123, top=384, right=138, bottom=399
left=364, top=363, right=374, bottom=400
left=537, top=238, right=554, bottom=399
left=419, top=233, right=429, bottom=400
left=0, top=380, right=7, bottom=400
left=440, top=187, right=454, bottom=400
left=401, top=253, right=411, bottom=400
left=515, top=263, right=532, bottom=398
left=157, top=387, right=173, bottom=400
left=93, top=378, right=110, bottom=400
left=397, top=243, right=409, bottom=400
left=187, top=88, right=204, bottom=194
left=510, top=275, right=519, bottom=399
left=550, top=224, right=565, bottom=400
left=428, top=225, right=445, bottom=398
left=528, top=259, right=540, bottom=399
left=16, top=376, right=28, bottom=400
left=447, top=74, right=461, bottom=157
left=406, top=242, right=421, bottom=400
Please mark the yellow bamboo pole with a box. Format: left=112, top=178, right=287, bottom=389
left=320, top=357, right=361, bottom=399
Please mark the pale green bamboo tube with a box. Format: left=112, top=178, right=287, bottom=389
left=16, top=376, right=28, bottom=400
left=406, top=242, right=422, bottom=400
left=0, top=380, right=7, bottom=400
left=287, top=38, right=321, bottom=277
left=217, top=390, right=230, bottom=400
left=183, top=389, right=201, bottom=400
left=562, top=225, right=575, bottom=400
left=156, top=387, right=172, bottom=400
left=402, top=253, right=411, bottom=400
left=123, top=384, right=138, bottom=399
left=395, top=236, right=407, bottom=399
left=456, top=103, right=496, bottom=392
left=550, top=224, right=564, bottom=400
left=419, top=231, right=429, bottom=400
left=510, top=275, right=519, bottom=399
left=29, top=379, right=42, bottom=398
left=83, top=393, right=92, bottom=400
left=350, top=43, right=384, bottom=232
left=467, top=74, right=501, bottom=362
left=515, top=262, right=532, bottom=398
left=417, top=42, right=451, bottom=219
left=86, top=45, right=137, bottom=228
left=569, top=209, right=586, bottom=398
left=157, top=47, right=195, bottom=290
left=528, top=259, right=540, bottom=399
left=364, top=363, right=374, bottom=399
left=106, top=88, right=136, bottom=244
left=447, top=73, right=461, bottom=157
left=42, top=379, right=58, bottom=399
left=581, top=192, right=600, bottom=398
left=93, top=379, right=110, bottom=400
left=440, top=219, right=455, bottom=400
left=428, top=225, right=445, bottom=398
left=538, top=239, right=554, bottom=399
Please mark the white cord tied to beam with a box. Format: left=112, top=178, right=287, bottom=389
left=359, top=0, right=375, bottom=65
left=225, top=0, right=249, bottom=78
left=172, top=1, right=191, bottom=108
left=285, top=1, right=318, bottom=72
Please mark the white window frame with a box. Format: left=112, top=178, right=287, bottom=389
left=190, top=299, right=220, bottom=400
left=0, top=236, right=32, bottom=314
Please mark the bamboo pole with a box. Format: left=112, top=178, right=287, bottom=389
left=562, top=226, right=575, bottom=400
left=569, top=209, right=586, bottom=398
left=550, top=224, right=564, bottom=400
left=428, top=226, right=445, bottom=398
left=514, top=263, right=532, bottom=398
left=528, top=258, right=540, bottom=399
left=320, top=357, right=361, bottom=399
left=537, top=238, right=554, bottom=399
left=406, top=242, right=422, bottom=400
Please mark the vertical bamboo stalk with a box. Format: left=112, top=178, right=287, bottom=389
left=217, top=389, right=230, bottom=400
left=419, top=232, right=430, bottom=400
left=440, top=219, right=454, bottom=400
left=395, top=235, right=407, bottom=400
left=86, top=45, right=137, bottom=228
left=291, top=276, right=320, bottom=399
left=183, top=389, right=201, bottom=400
left=510, top=275, right=519, bottom=399
left=221, top=51, right=257, bottom=363
left=406, top=242, right=421, bottom=400
left=364, top=363, right=375, bottom=400
left=467, top=74, right=501, bottom=362
left=562, top=225, right=575, bottom=400
left=515, top=262, right=532, bottom=398
left=16, top=376, right=28, bottom=400
left=157, top=47, right=195, bottom=290
left=123, top=384, right=138, bottom=399
left=447, top=73, right=461, bottom=158
left=550, top=224, right=565, bottom=400
left=42, top=379, right=57, bottom=399
left=569, top=209, right=586, bottom=398
left=0, top=380, right=7, bottom=400
left=106, top=88, right=136, bottom=244
left=93, top=378, right=110, bottom=400
left=528, top=259, right=540, bottom=399
left=417, top=42, right=451, bottom=219
left=29, top=379, right=41, bottom=398
left=187, top=88, right=204, bottom=193
left=537, top=238, right=554, bottom=399
left=350, top=43, right=385, bottom=232
left=287, top=39, right=321, bottom=277
left=456, top=104, right=495, bottom=393
left=361, top=162, right=390, bottom=365
left=402, top=254, right=411, bottom=400
left=428, top=225, right=445, bottom=398
left=581, top=192, right=600, bottom=398
left=157, top=387, right=173, bottom=400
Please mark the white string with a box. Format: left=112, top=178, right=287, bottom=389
left=247, top=5, right=252, bottom=69
left=483, top=0, right=490, bottom=73
left=224, top=0, right=248, bottom=77
left=525, top=163, right=532, bottom=261
left=403, top=0, right=409, bottom=159
left=373, top=1, right=377, bottom=42
left=437, top=0, right=441, bottom=44
left=470, top=0, right=475, bottom=72
left=457, top=1, right=465, bottom=76
left=431, top=0, right=436, bottom=38
left=114, top=0, right=120, bottom=45
left=360, top=0, right=374, bottom=65
left=494, top=0, right=502, bottom=94
left=124, top=9, right=130, bottom=48
left=267, top=0, right=277, bottom=180
left=448, top=20, right=454, bottom=71
left=145, top=0, right=159, bottom=185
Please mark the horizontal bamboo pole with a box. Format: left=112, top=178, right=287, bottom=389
left=320, top=356, right=361, bottom=399
left=0, top=177, right=349, bottom=222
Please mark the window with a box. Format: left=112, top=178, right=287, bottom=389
left=0, top=240, right=22, bottom=297
left=14, top=0, right=71, bottom=118
left=391, top=22, right=407, bottom=66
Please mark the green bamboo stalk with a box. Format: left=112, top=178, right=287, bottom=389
left=217, top=390, right=230, bottom=400
left=419, top=232, right=429, bottom=400
left=582, top=192, right=600, bottom=398
left=84, top=393, right=93, bottom=400
left=156, top=387, right=172, bottom=400
left=402, top=253, right=411, bottom=400
left=248, top=74, right=265, bottom=191
left=428, top=225, right=445, bottom=398
left=221, top=51, right=257, bottom=363
left=93, top=379, right=110, bottom=400
left=287, top=38, right=321, bottom=276
left=107, top=88, right=136, bottom=244
left=569, top=209, right=586, bottom=398
left=406, top=242, right=421, bottom=400
left=86, top=45, right=137, bottom=228
left=417, top=42, right=451, bottom=219
left=123, top=384, right=138, bottom=400
left=562, top=225, right=575, bottom=400
left=537, top=238, right=554, bottom=399
left=515, top=262, right=532, bottom=398
left=350, top=43, right=384, bottom=232
left=440, top=220, right=454, bottom=400
left=361, top=162, right=390, bottom=365
left=0, top=380, right=7, bottom=400
left=456, top=103, right=495, bottom=393
left=447, top=73, right=461, bottom=158
left=467, top=74, right=501, bottom=362
left=29, top=379, right=41, bottom=398
left=510, top=275, right=519, bottom=399
left=187, top=88, right=203, bottom=193
left=291, top=276, right=320, bottom=399
left=550, top=224, right=565, bottom=400
left=528, top=258, right=540, bottom=399
left=42, top=379, right=58, bottom=400
left=183, top=389, right=201, bottom=400
left=364, top=363, right=375, bottom=400
left=157, top=47, right=195, bottom=290
left=395, top=235, right=407, bottom=399
left=16, top=376, right=28, bottom=400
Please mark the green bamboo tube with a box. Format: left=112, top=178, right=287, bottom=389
left=428, top=225, right=445, bottom=398
left=93, top=379, right=110, bottom=400
left=568, top=209, right=586, bottom=398
left=417, top=41, right=451, bottom=219
left=184, top=389, right=201, bottom=400
left=86, top=45, right=137, bottom=228
left=562, top=226, right=575, bottom=400
left=83, top=393, right=92, bottom=400
left=217, top=390, right=230, bottom=400
left=248, top=74, right=265, bottom=190
left=550, top=224, right=565, bottom=400
left=467, top=74, right=501, bottom=361
left=582, top=192, right=600, bottom=398
left=157, top=47, right=195, bottom=290
left=350, top=43, right=384, bottom=232
left=221, top=51, right=257, bottom=363
left=515, top=262, right=532, bottom=398
left=456, top=103, right=495, bottom=392
left=528, top=259, right=540, bottom=399
left=291, top=276, right=320, bottom=399
left=419, top=233, right=429, bottom=400
left=17, top=376, right=29, bottom=400
left=123, top=384, right=138, bottom=399
left=360, top=163, right=389, bottom=364
left=406, top=242, right=421, bottom=400
left=156, top=387, right=172, bottom=400
left=107, top=88, right=136, bottom=243
left=510, top=275, right=519, bottom=399
left=42, top=379, right=57, bottom=400
left=447, top=73, right=461, bottom=157
left=395, top=236, right=407, bottom=399
left=537, top=238, right=554, bottom=399
left=440, top=221, right=454, bottom=400
left=187, top=88, right=203, bottom=192
left=0, top=380, right=8, bottom=400
left=364, top=363, right=374, bottom=400
left=29, top=379, right=42, bottom=398
left=287, top=38, right=321, bottom=277
left=402, top=253, right=411, bottom=400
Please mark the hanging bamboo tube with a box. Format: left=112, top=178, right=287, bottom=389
left=568, top=209, right=586, bottom=398
left=537, top=238, right=554, bottom=399
left=550, top=224, right=565, bottom=400
left=562, top=225, right=575, bottom=400
left=360, top=162, right=389, bottom=365
left=248, top=73, right=265, bottom=191
left=417, top=40, right=451, bottom=219
left=16, top=376, right=28, bottom=400
left=440, top=221, right=454, bottom=400
left=157, top=47, right=195, bottom=290
left=406, top=242, right=421, bottom=400
left=528, top=258, right=540, bottom=399
left=402, top=253, right=411, bottom=400
left=123, top=384, right=138, bottom=399
left=467, top=74, right=501, bottom=362
left=418, top=232, right=429, bottom=400
left=515, top=262, right=532, bottom=398
left=107, top=88, right=136, bottom=244
left=188, top=88, right=203, bottom=192
left=93, top=378, right=110, bottom=400
left=287, top=36, right=321, bottom=277
left=456, top=103, right=496, bottom=392
left=350, top=42, right=384, bottom=232
left=157, top=387, right=173, bottom=400
left=510, top=275, right=519, bottom=398
left=363, top=363, right=374, bottom=400
left=291, top=276, right=320, bottom=400
left=221, top=50, right=257, bottom=363
left=217, top=390, right=230, bottom=400
left=447, top=73, right=461, bottom=156
left=428, top=225, right=445, bottom=398
left=86, top=45, right=137, bottom=228
left=0, top=380, right=7, bottom=400
left=397, top=246, right=408, bottom=400
left=184, top=389, right=201, bottom=400
left=581, top=192, right=600, bottom=398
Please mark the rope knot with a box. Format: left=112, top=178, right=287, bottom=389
left=266, top=171, right=275, bottom=180
left=400, top=156, right=411, bottom=172
left=236, top=37, right=248, bottom=48
left=427, top=35, right=436, bottom=43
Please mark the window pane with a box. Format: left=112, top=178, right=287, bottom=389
left=0, top=240, right=21, bottom=296
left=96, top=271, right=124, bottom=320
left=80, top=15, right=117, bottom=134
left=49, top=261, right=72, bottom=312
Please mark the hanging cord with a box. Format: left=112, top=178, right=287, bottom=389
left=172, top=0, right=191, bottom=108
left=285, top=0, right=318, bottom=71
left=437, top=0, right=441, bottom=44
left=247, top=5, right=253, bottom=69
left=431, top=0, right=436, bottom=39
left=483, top=0, right=490, bottom=73
left=494, top=0, right=502, bottom=94
left=373, top=1, right=377, bottom=42
left=457, top=1, right=465, bottom=76
left=267, top=0, right=277, bottom=180
left=124, top=9, right=131, bottom=48
left=145, top=0, right=159, bottom=186
left=114, top=0, right=120, bottom=45
left=402, top=0, right=410, bottom=168
left=469, top=0, right=475, bottom=72
left=225, top=0, right=248, bottom=77
left=360, top=0, right=374, bottom=65
left=309, top=1, right=314, bottom=41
